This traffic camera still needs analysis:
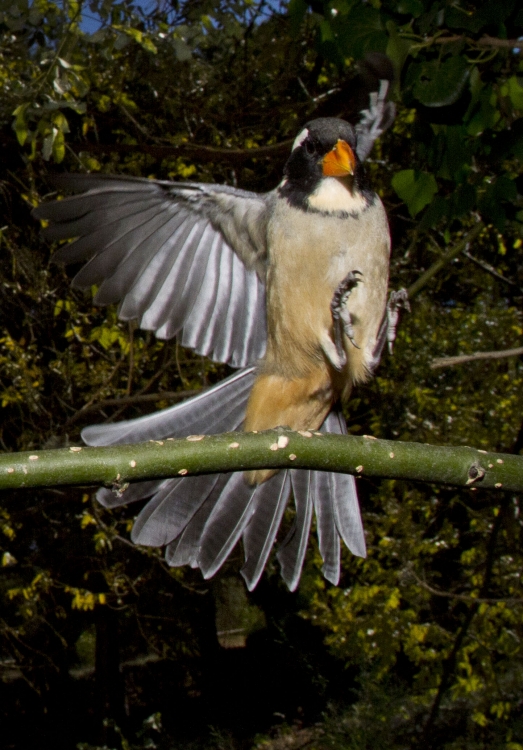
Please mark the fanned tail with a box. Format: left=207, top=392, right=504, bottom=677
left=83, top=372, right=366, bottom=589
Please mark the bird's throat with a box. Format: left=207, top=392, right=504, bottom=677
left=307, top=177, right=367, bottom=215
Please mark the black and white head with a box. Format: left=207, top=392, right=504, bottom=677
left=280, top=118, right=372, bottom=215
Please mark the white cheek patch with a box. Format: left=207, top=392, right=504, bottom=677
left=308, top=178, right=368, bottom=214
left=292, top=128, right=309, bottom=151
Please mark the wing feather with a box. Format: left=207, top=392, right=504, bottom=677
left=82, top=367, right=255, bottom=446
left=33, top=174, right=269, bottom=368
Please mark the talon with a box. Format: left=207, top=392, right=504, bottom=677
left=386, top=289, right=410, bottom=354
left=368, top=287, right=410, bottom=372
left=340, top=306, right=359, bottom=349
left=330, top=270, right=362, bottom=362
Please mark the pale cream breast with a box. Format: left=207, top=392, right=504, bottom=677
left=265, top=191, right=390, bottom=382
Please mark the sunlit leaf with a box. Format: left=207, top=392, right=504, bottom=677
left=391, top=169, right=438, bottom=217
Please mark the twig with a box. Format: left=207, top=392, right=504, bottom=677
left=431, top=346, right=523, bottom=369
left=420, top=500, right=506, bottom=744
left=403, top=565, right=523, bottom=605
left=421, top=33, right=523, bottom=55
left=67, top=138, right=294, bottom=166
left=105, top=347, right=179, bottom=423
left=463, top=249, right=522, bottom=290
left=67, top=389, right=201, bottom=418
left=118, top=103, right=157, bottom=142
left=63, top=358, right=124, bottom=429
left=407, top=223, right=484, bottom=300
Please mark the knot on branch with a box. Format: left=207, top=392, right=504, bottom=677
left=466, top=461, right=486, bottom=485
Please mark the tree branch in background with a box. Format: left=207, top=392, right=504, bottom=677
left=401, top=563, right=523, bottom=605
left=431, top=346, right=523, bottom=369
left=69, top=139, right=294, bottom=166
left=420, top=499, right=507, bottom=745
left=463, top=249, right=522, bottom=290
left=422, top=34, right=523, bottom=55
left=407, top=222, right=484, bottom=300
left=63, top=390, right=202, bottom=428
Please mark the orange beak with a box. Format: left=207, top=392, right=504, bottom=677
left=322, top=139, right=356, bottom=177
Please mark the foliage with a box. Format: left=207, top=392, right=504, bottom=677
left=1, top=0, right=523, bottom=748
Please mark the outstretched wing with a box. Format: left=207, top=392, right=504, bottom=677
left=33, top=174, right=270, bottom=368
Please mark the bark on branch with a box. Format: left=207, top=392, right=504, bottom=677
left=70, top=139, right=294, bottom=165
left=0, top=430, right=520, bottom=492
left=407, top=223, right=484, bottom=300
left=427, top=34, right=523, bottom=54
left=431, top=346, right=523, bottom=369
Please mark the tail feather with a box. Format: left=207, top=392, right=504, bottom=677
left=131, top=474, right=221, bottom=547
left=83, top=371, right=365, bottom=589
left=312, top=470, right=341, bottom=586
left=97, top=479, right=168, bottom=508
left=241, top=471, right=292, bottom=591
left=276, top=470, right=314, bottom=592
left=198, top=472, right=260, bottom=580
left=323, top=410, right=366, bottom=558
left=331, top=471, right=366, bottom=558
left=165, top=474, right=230, bottom=568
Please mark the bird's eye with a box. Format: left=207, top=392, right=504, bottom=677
left=305, top=139, right=316, bottom=155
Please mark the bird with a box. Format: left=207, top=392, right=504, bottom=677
left=34, top=115, right=401, bottom=592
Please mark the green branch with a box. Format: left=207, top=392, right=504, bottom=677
left=0, top=430, right=520, bottom=493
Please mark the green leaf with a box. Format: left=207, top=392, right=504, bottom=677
left=506, top=76, right=523, bottom=112
left=42, top=131, right=55, bottom=161
left=320, top=18, right=334, bottom=43
left=392, top=169, right=438, bottom=217
left=12, top=104, right=29, bottom=146
left=172, top=38, right=192, bottom=61
left=385, top=21, right=413, bottom=82
left=397, top=0, right=423, bottom=18
left=449, top=183, right=476, bottom=219
left=52, top=129, right=65, bottom=163
left=411, top=55, right=470, bottom=108
left=334, top=5, right=387, bottom=59
left=288, top=0, right=308, bottom=36
left=478, top=177, right=516, bottom=231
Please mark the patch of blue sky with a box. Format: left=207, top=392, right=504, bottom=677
left=79, top=0, right=157, bottom=34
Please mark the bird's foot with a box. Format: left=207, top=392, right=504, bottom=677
left=329, top=270, right=362, bottom=369
left=368, top=288, right=410, bottom=373
left=385, top=288, right=410, bottom=354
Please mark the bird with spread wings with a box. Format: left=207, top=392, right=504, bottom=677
left=33, top=79, right=403, bottom=592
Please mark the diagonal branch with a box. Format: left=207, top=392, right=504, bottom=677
left=407, top=223, right=484, bottom=300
